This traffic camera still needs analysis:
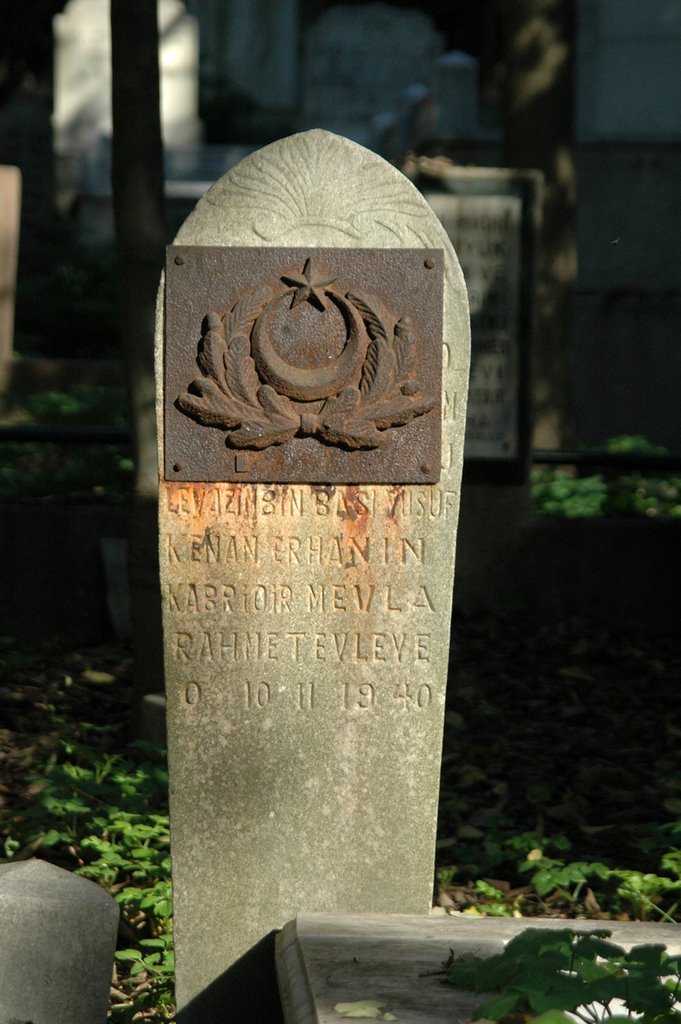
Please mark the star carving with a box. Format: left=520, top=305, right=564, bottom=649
left=281, top=258, right=336, bottom=311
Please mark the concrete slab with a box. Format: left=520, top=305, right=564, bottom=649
left=276, top=913, right=681, bottom=1024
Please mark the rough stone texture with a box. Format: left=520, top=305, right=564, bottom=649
left=156, top=129, right=470, bottom=1012
left=0, top=858, right=119, bottom=1024
left=276, top=913, right=681, bottom=1024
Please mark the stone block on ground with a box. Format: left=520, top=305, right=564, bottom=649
left=276, top=913, right=681, bottom=1024
left=0, top=858, right=119, bottom=1024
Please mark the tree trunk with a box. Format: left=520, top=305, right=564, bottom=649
left=110, top=0, right=165, bottom=726
left=503, top=0, right=576, bottom=448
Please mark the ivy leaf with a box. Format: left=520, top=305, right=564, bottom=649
left=475, top=989, right=524, bottom=1020
left=624, top=944, right=668, bottom=970
left=529, top=1011, right=577, bottom=1024
left=572, top=935, right=625, bottom=961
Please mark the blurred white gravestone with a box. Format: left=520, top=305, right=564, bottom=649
left=157, top=129, right=470, bottom=1018
left=0, top=165, right=21, bottom=365
left=0, top=859, right=119, bottom=1024
left=53, top=0, right=201, bottom=157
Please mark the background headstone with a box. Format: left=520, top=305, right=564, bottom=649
left=197, top=0, right=299, bottom=125
left=299, top=4, right=443, bottom=140
left=0, top=858, right=119, bottom=1024
left=577, top=0, right=681, bottom=141
left=157, top=129, right=470, bottom=1016
left=406, top=160, right=541, bottom=481
left=429, top=51, right=479, bottom=140
left=53, top=0, right=201, bottom=158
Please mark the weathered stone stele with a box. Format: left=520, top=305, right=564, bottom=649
left=156, top=129, right=470, bottom=1017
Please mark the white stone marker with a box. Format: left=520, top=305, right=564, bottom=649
left=157, top=129, right=470, bottom=1017
left=0, top=858, right=119, bottom=1024
left=0, top=165, right=21, bottom=364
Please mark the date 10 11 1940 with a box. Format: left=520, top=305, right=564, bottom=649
left=181, top=679, right=434, bottom=713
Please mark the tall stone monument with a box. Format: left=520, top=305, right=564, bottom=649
left=156, top=129, right=470, bottom=1019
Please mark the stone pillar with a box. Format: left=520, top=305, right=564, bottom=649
left=0, top=165, right=21, bottom=367
left=156, top=129, right=470, bottom=1018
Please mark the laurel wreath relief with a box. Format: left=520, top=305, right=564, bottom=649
left=176, top=267, right=436, bottom=451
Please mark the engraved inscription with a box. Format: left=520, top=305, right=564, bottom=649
left=166, top=581, right=433, bottom=616
left=165, top=485, right=458, bottom=521
left=176, top=258, right=436, bottom=453
left=166, top=534, right=428, bottom=567
left=168, top=582, right=293, bottom=614
left=298, top=680, right=315, bottom=711
left=244, top=680, right=271, bottom=708
left=164, top=481, right=450, bottom=723
left=185, top=682, right=201, bottom=705
left=174, top=630, right=431, bottom=664
left=343, top=680, right=376, bottom=710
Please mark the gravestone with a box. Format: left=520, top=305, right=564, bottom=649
left=199, top=0, right=299, bottom=117
left=430, top=51, right=479, bottom=139
left=299, top=4, right=443, bottom=138
left=53, top=0, right=200, bottom=158
left=577, top=0, right=681, bottom=141
left=405, top=160, right=541, bottom=482
left=157, top=129, right=470, bottom=1017
left=0, top=858, right=119, bottom=1024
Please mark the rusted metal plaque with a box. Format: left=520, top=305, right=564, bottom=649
left=164, top=247, right=443, bottom=483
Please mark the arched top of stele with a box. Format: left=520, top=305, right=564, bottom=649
left=169, top=128, right=469, bottom=378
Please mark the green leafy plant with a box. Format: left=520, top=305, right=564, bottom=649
left=16, top=240, right=120, bottom=358
left=532, top=437, right=681, bottom=519
left=0, top=385, right=132, bottom=501
left=447, top=927, right=681, bottom=1024
left=517, top=846, right=681, bottom=923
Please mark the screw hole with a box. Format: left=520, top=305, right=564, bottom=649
left=424, top=258, right=435, bottom=269
left=173, top=463, right=182, bottom=473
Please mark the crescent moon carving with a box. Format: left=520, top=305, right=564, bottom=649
left=251, top=291, right=366, bottom=401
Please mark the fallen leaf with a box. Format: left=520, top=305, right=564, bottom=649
left=81, top=669, right=116, bottom=685
left=457, top=824, right=484, bottom=839
left=583, top=887, right=602, bottom=915
left=335, top=1001, right=387, bottom=1019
